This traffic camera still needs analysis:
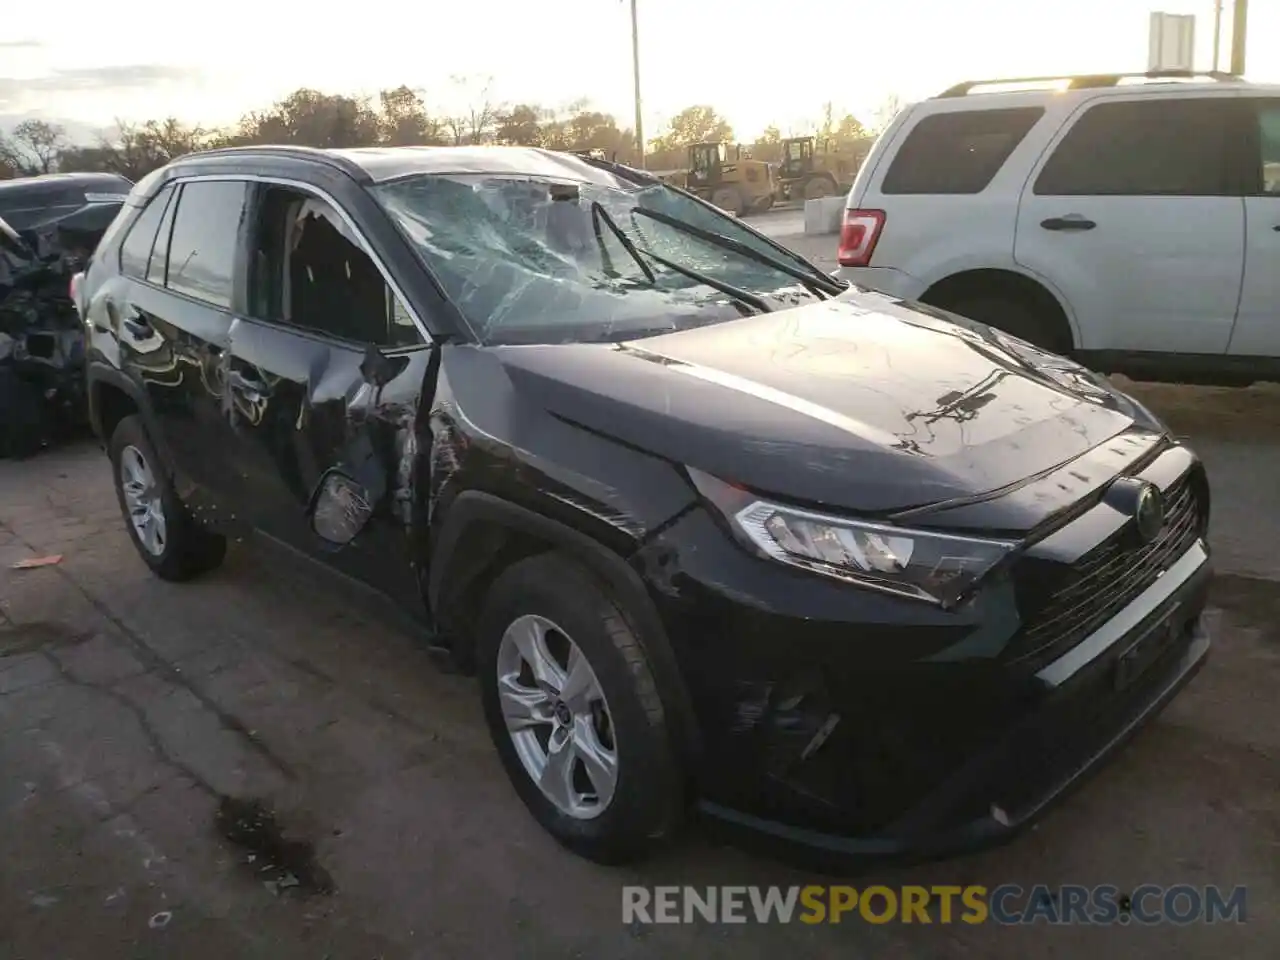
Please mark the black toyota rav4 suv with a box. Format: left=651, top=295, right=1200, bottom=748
left=78, top=145, right=1212, bottom=867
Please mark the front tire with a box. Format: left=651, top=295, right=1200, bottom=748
left=476, top=553, right=683, bottom=864
left=109, top=415, right=226, bottom=581
left=803, top=175, right=836, bottom=199
left=710, top=186, right=744, bottom=217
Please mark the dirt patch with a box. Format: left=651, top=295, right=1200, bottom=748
left=213, top=796, right=334, bottom=897
left=1208, top=573, right=1280, bottom=643
left=1117, top=379, right=1280, bottom=442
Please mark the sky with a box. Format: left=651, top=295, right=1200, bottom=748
left=1, top=0, right=1277, bottom=143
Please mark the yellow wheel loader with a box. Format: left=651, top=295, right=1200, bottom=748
left=777, top=136, right=869, bottom=201
left=683, top=142, right=776, bottom=216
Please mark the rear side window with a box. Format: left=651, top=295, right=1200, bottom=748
left=1035, top=99, right=1232, bottom=197
left=165, top=180, right=249, bottom=308
left=881, top=107, right=1044, bottom=195
left=119, top=185, right=176, bottom=280
left=1256, top=99, right=1280, bottom=196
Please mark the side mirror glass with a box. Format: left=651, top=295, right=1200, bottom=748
left=309, top=469, right=373, bottom=545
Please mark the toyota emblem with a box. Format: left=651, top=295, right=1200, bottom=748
left=1133, top=483, right=1164, bottom=544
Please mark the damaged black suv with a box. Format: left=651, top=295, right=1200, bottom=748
left=80, top=146, right=1212, bottom=867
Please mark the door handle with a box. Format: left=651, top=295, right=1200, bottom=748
left=1041, top=216, right=1097, bottom=231
left=1273, top=225, right=1280, bottom=232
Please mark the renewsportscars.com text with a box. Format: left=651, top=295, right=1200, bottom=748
left=622, top=884, right=1248, bottom=926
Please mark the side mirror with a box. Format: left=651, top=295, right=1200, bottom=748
left=308, top=469, right=374, bottom=546
left=307, top=432, right=389, bottom=546
left=360, top=342, right=409, bottom=387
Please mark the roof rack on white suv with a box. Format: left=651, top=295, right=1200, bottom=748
left=837, top=73, right=1280, bottom=387
left=936, top=69, right=1244, bottom=98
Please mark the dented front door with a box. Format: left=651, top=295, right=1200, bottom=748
left=219, top=316, right=434, bottom=611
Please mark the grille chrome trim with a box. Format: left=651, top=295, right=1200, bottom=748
left=1010, top=469, right=1201, bottom=667
left=1036, top=539, right=1207, bottom=688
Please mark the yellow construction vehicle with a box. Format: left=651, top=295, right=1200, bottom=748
left=682, top=142, right=776, bottom=216
left=777, top=136, right=870, bottom=201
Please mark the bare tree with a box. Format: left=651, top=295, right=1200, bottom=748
left=872, top=94, right=905, bottom=135
left=444, top=75, right=500, bottom=145
left=11, top=119, right=68, bottom=174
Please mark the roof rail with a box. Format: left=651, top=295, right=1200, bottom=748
left=172, top=145, right=371, bottom=182
left=935, top=70, right=1243, bottom=98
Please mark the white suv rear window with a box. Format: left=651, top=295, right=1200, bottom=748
left=881, top=107, right=1044, bottom=195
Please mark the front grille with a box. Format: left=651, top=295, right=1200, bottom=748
left=1010, top=472, right=1202, bottom=668
left=991, top=609, right=1200, bottom=819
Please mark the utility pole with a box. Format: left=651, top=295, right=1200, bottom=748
left=1212, top=0, right=1223, bottom=70
left=630, top=0, right=645, bottom=167
left=1230, top=0, right=1249, bottom=75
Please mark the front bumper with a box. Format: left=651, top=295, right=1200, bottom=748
left=690, top=539, right=1211, bottom=870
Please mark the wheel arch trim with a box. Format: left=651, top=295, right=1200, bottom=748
left=429, top=489, right=702, bottom=761
left=921, top=265, right=1081, bottom=350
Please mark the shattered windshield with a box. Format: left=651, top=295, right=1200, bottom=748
left=372, top=172, right=822, bottom=345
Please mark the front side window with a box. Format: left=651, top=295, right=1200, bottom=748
left=165, top=180, right=249, bottom=308
left=882, top=107, right=1043, bottom=195
left=1034, top=98, right=1231, bottom=197
left=119, top=184, right=175, bottom=280
left=246, top=185, right=420, bottom=347
left=373, top=170, right=829, bottom=345
left=1257, top=100, right=1280, bottom=196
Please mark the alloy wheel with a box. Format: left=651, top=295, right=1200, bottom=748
left=119, top=444, right=167, bottom=557
left=495, top=614, right=619, bottom=819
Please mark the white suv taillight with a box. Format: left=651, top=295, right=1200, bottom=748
left=69, top=272, right=83, bottom=316
left=837, top=209, right=885, bottom=268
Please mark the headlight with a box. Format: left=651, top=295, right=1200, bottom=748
left=690, top=469, right=1016, bottom=608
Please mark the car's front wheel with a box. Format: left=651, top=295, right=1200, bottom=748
left=109, top=414, right=226, bottom=581
left=476, top=553, right=683, bottom=864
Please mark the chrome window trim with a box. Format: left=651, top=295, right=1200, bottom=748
left=169, top=173, right=431, bottom=344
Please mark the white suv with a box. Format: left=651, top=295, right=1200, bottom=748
left=837, top=71, right=1280, bottom=385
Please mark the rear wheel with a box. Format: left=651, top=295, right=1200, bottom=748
left=109, top=415, right=226, bottom=581
left=476, top=553, right=683, bottom=864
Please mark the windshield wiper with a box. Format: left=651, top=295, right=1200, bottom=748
left=590, top=201, right=656, bottom=284
left=587, top=201, right=764, bottom=313
left=631, top=245, right=771, bottom=315
left=631, top=206, right=844, bottom=298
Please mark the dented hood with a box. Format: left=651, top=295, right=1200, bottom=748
left=494, top=296, right=1138, bottom=514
